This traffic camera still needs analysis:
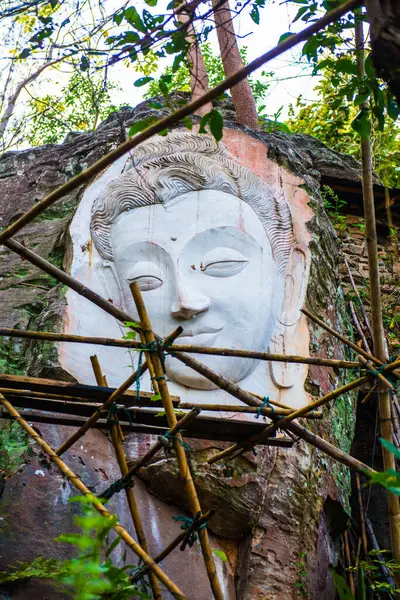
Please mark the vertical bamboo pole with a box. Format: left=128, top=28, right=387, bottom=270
left=355, top=8, right=400, bottom=571
left=130, top=282, right=224, bottom=600
left=355, top=473, right=368, bottom=555
left=343, top=531, right=355, bottom=595
left=0, top=394, right=186, bottom=600
left=90, top=355, right=162, bottom=600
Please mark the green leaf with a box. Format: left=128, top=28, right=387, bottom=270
left=19, top=48, right=31, bottom=59
left=381, top=437, right=400, bottom=461
left=113, top=12, right=124, bottom=25
left=149, top=101, right=164, bottom=109
left=278, top=32, right=295, bottom=45
left=183, top=116, right=193, bottom=130
left=387, top=97, right=400, bottom=121
left=145, top=0, right=158, bottom=5
left=354, top=92, right=370, bottom=106
left=124, top=7, right=147, bottom=33
left=105, top=536, right=122, bottom=558
left=134, top=76, right=153, bottom=87
left=351, top=108, right=371, bottom=140
left=329, top=568, right=355, bottom=600
left=335, top=58, right=359, bottom=76
left=212, top=549, right=228, bottom=562
left=124, top=321, right=139, bottom=328
left=80, top=56, right=90, bottom=71
left=250, top=6, right=260, bottom=24
left=209, top=109, right=224, bottom=142
left=129, top=116, right=158, bottom=137
left=293, top=6, right=308, bottom=22
left=151, top=393, right=162, bottom=402
left=155, top=410, right=166, bottom=416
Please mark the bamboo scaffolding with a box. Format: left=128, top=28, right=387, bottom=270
left=55, top=327, right=182, bottom=456
left=355, top=10, right=400, bottom=573
left=130, top=282, right=224, bottom=600
left=100, top=407, right=202, bottom=500
left=301, top=307, right=395, bottom=391
left=0, top=0, right=361, bottom=248
left=0, top=327, right=361, bottom=369
left=90, top=356, right=162, bottom=600
left=0, top=394, right=187, bottom=600
left=206, top=374, right=373, bottom=464
left=131, top=511, right=215, bottom=585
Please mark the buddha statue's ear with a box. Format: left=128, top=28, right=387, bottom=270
left=95, top=260, right=125, bottom=310
left=269, top=246, right=309, bottom=389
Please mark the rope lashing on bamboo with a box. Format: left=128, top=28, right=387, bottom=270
left=256, top=397, right=272, bottom=419
left=367, top=364, right=398, bottom=388
left=100, top=474, right=135, bottom=500
left=160, top=430, right=193, bottom=453
left=172, top=513, right=207, bottom=550
left=106, top=402, right=133, bottom=426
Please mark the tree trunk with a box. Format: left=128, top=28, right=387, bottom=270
left=176, top=3, right=212, bottom=116
left=365, top=0, right=400, bottom=104
left=212, top=0, right=259, bottom=129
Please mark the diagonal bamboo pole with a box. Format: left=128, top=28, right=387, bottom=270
left=207, top=375, right=371, bottom=464
left=55, top=327, right=182, bottom=456
left=301, top=308, right=395, bottom=390
left=130, top=282, right=224, bottom=600
left=90, top=355, right=162, bottom=600
left=0, top=394, right=187, bottom=600
left=0, top=326, right=362, bottom=370
left=355, top=8, right=400, bottom=576
left=100, top=407, right=202, bottom=501
left=131, top=510, right=215, bottom=584
left=0, top=0, right=361, bottom=247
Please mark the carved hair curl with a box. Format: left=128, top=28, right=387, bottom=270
left=90, top=131, right=294, bottom=274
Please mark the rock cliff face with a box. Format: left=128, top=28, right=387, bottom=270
left=0, top=98, right=358, bottom=599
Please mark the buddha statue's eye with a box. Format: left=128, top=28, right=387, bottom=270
left=200, top=247, right=249, bottom=278
left=127, top=261, right=164, bottom=291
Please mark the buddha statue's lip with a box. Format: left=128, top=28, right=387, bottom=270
left=176, top=326, right=223, bottom=347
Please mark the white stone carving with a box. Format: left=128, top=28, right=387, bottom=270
left=61, top=130, right=311, bottom=410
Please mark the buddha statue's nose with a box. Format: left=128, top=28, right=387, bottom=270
left=171, top=281, right=210, bottom=320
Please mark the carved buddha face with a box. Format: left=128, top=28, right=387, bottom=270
left=90, top=131, right=297, bottom=390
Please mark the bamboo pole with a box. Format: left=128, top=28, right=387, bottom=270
left=344, top=256, right=374, bottom=341
left=0, top=327, right=362, bottom=369
left=177, top=402, right=323, bottom=419
left=90, top=356, right=162, bottom=600
left=6, top=239, right=141, bottom=330
left=0, top=0, right=361, bottom=247
left=0, top=394, right=187, bottom=600
left=100, top=407, right=201, bottom=500
left=207, top=375, right=372, bottom=464
left=356, top=473, right=368, bottom=555
left=55, top=327, right=182, bottom=456
left=302, top=307, right=395, bottom=390
left=355, top=9, right=400, bottom=574
left=349, top=300, right=371, bottom=354
left=130, top=282, right=224, bottom=600
left=343, top=530, right=356, bottom=595
left=131, top=511, right=215, bottom=584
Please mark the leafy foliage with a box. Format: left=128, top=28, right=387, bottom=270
left=26, top=68, right=124, bottom=146
left=0, top=494, right=150, bottom=599
left=0, top=421, right=30, bottom=475
left=287, top=66, right=400, bottom=188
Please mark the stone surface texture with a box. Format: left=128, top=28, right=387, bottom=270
left=0, top=96, right=379, bottom=599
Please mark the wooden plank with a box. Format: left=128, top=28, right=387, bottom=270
left=0, top=396, right=293, bottom=446
left=0, top=373, right=180, bottom=406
